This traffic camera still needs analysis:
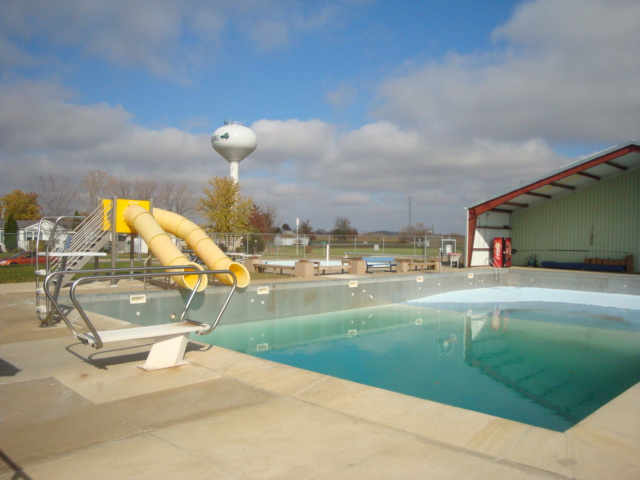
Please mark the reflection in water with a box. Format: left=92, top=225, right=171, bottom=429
left=201, top=302, right=639, bottom=432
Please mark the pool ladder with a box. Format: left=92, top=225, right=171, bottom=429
left=485, top=258, right=503, bottom=283
left=43, top=265, right=237, bottom=370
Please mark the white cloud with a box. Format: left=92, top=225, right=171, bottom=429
left=0, top=79, right=219, bottom=199
left=374, top=0, right=640, bottom=144
left=0, top=0, right=357, bottom=81
left=0, top=37, right=41, bottom=69
left=0, top=78, right=565, bottom=232
left=325, top=82, right=358, bottom=109
left=0, top=79, right=130, bottom=152
left=331, top=192, right=371, bottom=205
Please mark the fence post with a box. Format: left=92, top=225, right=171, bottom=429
left=110, top=196, right=118, bottom=284
left=423, top=235, right=427, bottom=262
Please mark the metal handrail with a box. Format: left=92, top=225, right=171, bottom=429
left=36, top=215, right=88, bottom=324
left=484, top=257, right=502, bottom=281
left=44, top=265, right=237, bottom=349
left=35, top=216, right=79, bottom=267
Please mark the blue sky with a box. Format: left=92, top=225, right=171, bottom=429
left=1, top=0, right=639, bottom=233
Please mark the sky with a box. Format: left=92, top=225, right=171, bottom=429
left=1, top=0, right=639, bottom=234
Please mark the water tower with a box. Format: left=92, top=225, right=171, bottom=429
left=211, top=121, right=257, bottom=182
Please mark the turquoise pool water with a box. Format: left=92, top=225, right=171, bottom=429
left=203, top=288, right=640, bottom=431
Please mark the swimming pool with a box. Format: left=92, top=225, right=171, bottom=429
left=79, top=270, right=640, bottom=431
left=202, top=287, right=640, bottom=431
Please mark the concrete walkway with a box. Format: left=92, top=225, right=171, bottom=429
left=1, top=280, right=638, bottom=479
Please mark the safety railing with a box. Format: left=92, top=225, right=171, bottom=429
left=44, top=265, right=236, bottom=349
left=485, top=257, right=502, bottom=282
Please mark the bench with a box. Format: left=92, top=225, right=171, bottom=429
left=362, top=256, right=399, bottom=273
left=253, top=262, right=295, bottom=276
left=541, top=258, right=630, bottom=273
left=76, top=321, right=208, bottom=371
left=409, top=258, right=440, bottom=271
left=313, top=259, right=350, bottom=275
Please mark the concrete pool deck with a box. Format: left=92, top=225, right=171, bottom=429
left=1, top=272, right=639, bottom=479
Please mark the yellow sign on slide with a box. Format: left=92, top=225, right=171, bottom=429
left=102, top=198, right=151, bottom=233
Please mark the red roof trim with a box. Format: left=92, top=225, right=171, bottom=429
left=468, top=144, right=639, bottom=219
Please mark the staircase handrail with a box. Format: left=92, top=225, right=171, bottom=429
left=65, top=207, right=109, bottom=254
left=44, top=265, right=236, bottom=348
left=35, top=216, right=80, bottom=269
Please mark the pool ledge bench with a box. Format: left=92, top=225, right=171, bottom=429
left=362, top=256, right=399, bottom=273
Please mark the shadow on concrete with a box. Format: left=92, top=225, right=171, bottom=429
left=0, top=449, right=33, bottom=480
left=0, top=358, right=20, bottom=377
left=64, top=340, right=212, bottom=370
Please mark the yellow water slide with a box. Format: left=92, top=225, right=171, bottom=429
left=122, top=205, right=207, bottom=292
left=152, top=208, right=250, bottom=288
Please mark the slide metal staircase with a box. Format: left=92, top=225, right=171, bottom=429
left=36, top=202, right=112, bottom=326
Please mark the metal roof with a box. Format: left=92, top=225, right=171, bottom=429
left=467, top=140, right=640, bottom=217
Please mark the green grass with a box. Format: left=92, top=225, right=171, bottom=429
left=0, top=254, right=149, bottom=285
left=0, top=253, right=286, bottom=284
left=0, top=264, right=39, bottom=283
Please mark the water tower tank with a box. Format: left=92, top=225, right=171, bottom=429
left=211, top=122, right=257, bottom=164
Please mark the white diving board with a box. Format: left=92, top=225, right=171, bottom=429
left=76, top=321, right=209, bottom=371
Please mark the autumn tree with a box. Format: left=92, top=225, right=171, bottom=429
left=1, top=190, right=41, bottom=220
left=198, top=176, right=253, bottom=234
left=249, top=204, right=279, bottom=234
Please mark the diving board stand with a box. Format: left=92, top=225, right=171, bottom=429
left=76, top=321, right=209, bottom=371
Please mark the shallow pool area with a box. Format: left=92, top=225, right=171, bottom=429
left=203, top=287, right=639, bottom=431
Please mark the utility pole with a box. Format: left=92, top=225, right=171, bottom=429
left=408, top=195, right=412, bottom=227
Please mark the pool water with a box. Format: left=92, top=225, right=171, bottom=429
left=204, top=292, right=640, bottom=431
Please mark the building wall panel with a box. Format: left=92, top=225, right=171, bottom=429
left=511, top=168, right=639, bottom=272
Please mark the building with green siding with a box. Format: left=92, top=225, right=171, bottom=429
left=466, top=141, right=640, bottom=273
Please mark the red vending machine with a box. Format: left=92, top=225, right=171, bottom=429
left=492, top=237, right=512, bottom=267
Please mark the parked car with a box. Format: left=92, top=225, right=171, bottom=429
left=0, top=251, right=54, bottom=266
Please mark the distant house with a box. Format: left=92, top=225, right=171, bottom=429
left=0, top=219, right=70, bottom=252
left=274, top=231, right=310, bottom=246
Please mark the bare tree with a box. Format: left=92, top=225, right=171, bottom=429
left=81, top=171, right=114, bottom=213
left=154, top=181, right=196, bottom=216
left=112, top=176, right=162, bottom=203
left=38, top=175, right=77, bottom=216
left=132, top=178, right=158, bottom=201
left=399, top=222, right=433, bottom=244
left=332, top=216, right=357, bottom=237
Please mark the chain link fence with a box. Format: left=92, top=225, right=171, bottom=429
left=1, top=228, right=466, bottom=267
left=206, top=232, right=466, bottom=266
